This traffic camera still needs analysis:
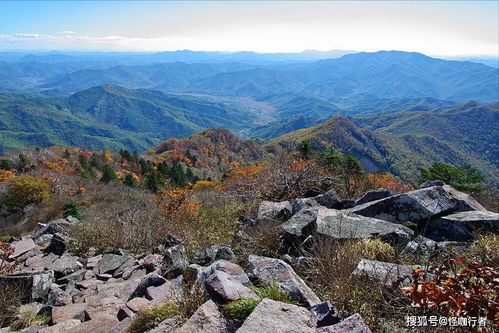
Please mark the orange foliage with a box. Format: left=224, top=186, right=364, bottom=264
left=0, top=169, right=15, bottom=183
left=367, top=173, right=413, bottom=193
left=79, top=151, right=91, bottom=159
left=102, top=150, right=113, bottom=162
left=43, top=161, right=65, bottom=173
left=228, top=165, right=263, bottom=179
left=192, top=180, right=220, bottom=191
left=158, top=188, right=191, bottom=214
left=290, top=159, right=310, bottom=172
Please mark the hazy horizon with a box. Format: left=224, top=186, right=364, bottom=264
left=1, top=1, right=498, bottom=58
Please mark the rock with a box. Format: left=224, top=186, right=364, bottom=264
left=107, top=317, right=132, bottom=333
left=193, top=246, right=219, bottom=266
left=117, top=307, right=133, bottom=321
left=47, top=285, right=71, bottom=306
left=57, top=269, right=86, bottom=286
left=126, top=297, right=151, bottom=312
left=349, top=186, right=459, bottom=224
left=34, top=234, right=53, bottom=246
left=85, top=295, right=125, bottom=320
left=176, top=300, right=228, bottom=333
left=145, top=275, right=183, bottom=303
left=403, top=236, right=437, bottom=255
left=0, top=270, right=54, bottom=302
left=309, top=301, right=342, bottom=327
left=239, top=215, right=257, bottom=228
left=113, top=257, right=138, bottom=278
left=148, top=317, right=181, bottom=333
left=352, top=259, right=421, bottom=286
left=24, top=252, right=58, bottom=271
left=426, top=210, right=499, bottom=241
left=205, top=269, right=259, bottom=303
left=70, top=313, right=119, bottom=333
left=141, top=254, right=163, bottom=272
left=31, top=218, right=77, bottom=241
left=292, top=198, right=321, bottom=214
left=248, top=255, right=321, bottom=306
left=442, top=185, right=486, bottom=212
left=128, top=273, right=168, bottom=300
left=257, top=200, right=292, bottom=221
left=50, top=256, right=85, bottom=277
left=215, top=245, right=235, bottom=261
left=85, top=255, right=102, bottom=269
left=354, top=188, right=393, bottom=206
left=76, top=279, right=103, bottom=289
left=304, top=188, right=323, bottom=198
left=283, top=208, right=319, bottom=239
left=314, top=189, right=340, bottom=209
left=38, top=319, right=82, bottom=333
left=316, top=313, right=372, bottom=333
left=419, top=180, right=445, bottom=189
left=236, top=299, right=316, bottom=333
left=48, top=233, right=67, bottom=256
left=94, top=254, right=129, bottom=275
left=162, top=245, right=188, bottom=279
left=8, top=238, right=37, bottom=259
left=51, top=303, right=87, bottom=324
left=337, top=199, right=356, bottom=209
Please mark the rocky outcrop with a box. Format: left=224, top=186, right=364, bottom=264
left=316, top=313, right=372, bottom=333
left=257, top=200, right=292, bottom=222
left=352, top=259, right=421, bottom=286
left=248, top=255, right=321, bottom=306
left=426, top=210, right=499, bottom=241
left=175, top=300, right=228, bottom=333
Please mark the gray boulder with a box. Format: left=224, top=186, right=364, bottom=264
left=128, top=273, right=167, bottom=300
left=51, top=255, right=85, bottom=277
left=248, top=255, right=321, bottom=306
left=314, top=189, right=340, bottom=209
left=354, top=188, right=393, bottom=206
left=94, top=254, right=130, bottom=275
left=162, top=245, right=188, bottom=279
left=176, top=300, right=228, bottom=333
left=316, top=313, right=372, bottom=333
left=352, top=259, right=421, bottom=286
left=292, top=198, right=320, bottom=214
left=8, top=238, right=37, bottom=259
left=204, top=263, right=258, bottom=303
left=215, top=245, right=236, bottom=262
left=146, top=275, right=183, bottom=304
left=426, top=210, right=499, bottom=241
left=419, top=180, right=445, bottom=189
left=309, top=301, right=342, bottom=327
left=192, top=246, right=220, bottom=266
left=257, top=200, right=292, bottom=222
left=0, top=270, right=54, bottom=302
left=403, top=236, right=437, bottom=256
left=236, top=299, right=316, bottom=333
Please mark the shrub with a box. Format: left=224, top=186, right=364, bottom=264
left=9, top=305, right=50, bottom=330
left=354, top=238, right=396, bottom=262
left=474, top=234, right=499, bottom=267
left=62, top=202, right=81, bottom=220
left=0, top=242, right=17, bottom=275
left=222, top=298, right=259, bottom=320
left=127, top=303, right=179, bottom=333
left=420, top=163, right=484, bottom=193
left=5, top=176, right=50, bottom=211
left=0, top=158, right=13, bottom=170
left=100, top=165, right=118, bottom=183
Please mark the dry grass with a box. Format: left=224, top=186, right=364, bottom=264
left=0, top=284, right=23, bottom=328
left=473, top=234, right=499, bottom=267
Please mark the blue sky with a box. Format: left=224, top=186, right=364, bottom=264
left=0, top=1, right=497, bottom=56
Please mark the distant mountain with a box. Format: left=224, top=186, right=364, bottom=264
left=0, top=85, right=259, bottom=154
left=269, top=102, right=499, bottom=187
left=248, top=115, right=320, bottom=140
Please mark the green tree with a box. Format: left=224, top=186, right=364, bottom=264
left=63, top=149, right=71, bottom=159
left=320, top=149, right=365, bottom=197
left=100, top=165, right=118, bottom=183
left=145, top=171, right=161, bottom=192
left=124, top=174, right=138, bottom=188
left=63, top=202, right=82, bottom=220
left=0, top=158, right=13, bottom=170
left=420, top=163, right=484, bottom=193
left=5, top=176, right=50, bottom=211
left=297, top=140, right=312, bottom=159
left=170, top=163, right=187, bottom=187
left=90, top=153, right=104, bottom=171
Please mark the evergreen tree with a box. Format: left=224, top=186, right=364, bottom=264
left=157, top=161, right=170, bottom=176
left=90, top=152, right=103, bottom=171
left=124, top=174, right=138, bottom=187
left=297, top=140, right=312, bottom=159
left=63, top=149, right=71, bottom=159
left=186, top=167, right=195, bottom=183
left=100, top=165, right=118, bottom=183
left=146, top=171, right=160, bottom=192
left=63, top=202, right=82, bottom=220
left=0, top=158, right=13, bottom=170
left=420, top=163, right=484, bottom=193
left=171, top=163, right=187, bottom=187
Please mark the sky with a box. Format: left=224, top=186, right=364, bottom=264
left=0, top=1, right=498, bottom=57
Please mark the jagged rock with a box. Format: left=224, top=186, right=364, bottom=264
left=237, top=299, right=316, bottom=333
left=126, top=297, right=151, bottom=312
left=309, top=301, right=342, bottom=327
left=51, top=303, right=88, bottom=324
left=0, top=270, right=54, bottom=302
left=24, top=252, right=58, bottom=271
left=442, top=185, right=486, bottom=212
left=184, top=264, right=205, bottom=286
left=149, top=316, right=181, bottom=333
left=108, top=317, right=132, bottom=333
left=257, top=200, right=292, bottom=221
left=57, top=269, right=86, bottom=286
left=48, top=233, right=67, bottom=256
left=75, top=279, right=103, bottom=289
left=283, top=207, right=413, bottom=245
left=85, top=295, right=125, bottom=320
left=354, top=188, right=393, bottom=206
left=47, top=285, right=71, bottom=306
left=31, top=217, right=78, bottom=241
left=426, top=210, right=499, bottom=241
left=316, top=313, right=372, bottom=332
left=337, top=199, right=356, bottom=209
left=8, top=238, right=37, bottom=259
left=403, top=236, right=437, bottom=255
left=193, top=246, right=219, bottom=265
left=314, top=189, right=340, bottom=209
left=176, top=300, right=228, bottom=333
left=248, top=255, right=321, bottom=306
left=70, top=313, right=119, bottom=333
left=215, top=245, right=235, bottom=261
left=94, top=254, right=130, bottom=275
left=51, top=256, right=85, bottom=277
left=117, top=306, right=133, bottom=321
left=128, top=273, right=168, bottom=300
left=304, top=188, right=323, bottom=198
left=34, top=234, right=53, bottom=246
left=419, top=180, right=445, bottom=189
left=205, top=269, right=258, bottom=303
left=352, top=259, right=421, bottom=286
left=38, top=319, right=82, bottom=333
left=85, top=255, right=102, bottom=270
left=292, top=198, right=321, bottom=214
left=145, top=275, right=183, bottom=304
left=162, top=245, right=188, bottom=279
left=349, top=186, right=459, bottom=224
left=141, top=254, right=163, bottom=272
left=113, top=257, right=139, bottom=278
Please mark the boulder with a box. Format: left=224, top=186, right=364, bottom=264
left=113, top=257, right=139, bottom=278
left=70, top=313, right=119, bottom=333
left=248, top=255, right=321, bottom=306
left=24, top=252, right=58, bottom=271
left=148, top=316, right=181, bottom=333
left=316, top=313, right=372, bottom=333
left=57, top=269, right=86, bottom=286
left=419, top=180, right=445, bottom=189
left=303, top=188, right=323, bottom=198
left=47, top=233, right=67, bottom=256
left=314, top=189, right=340, bottom=209
left=176, top=300, right=228, bottom=333
left=145, top=275, right=183, bottom=304
left=442, top=185, right=486, bottom=212
left=47, top=285, right=72, bottom=306
left=292, top=198, right=320, bottom=214
left=128, top=273, right=168, bottom=300
left=236, top=299, right=316, bottom=333
left=162, top=245, right=188, bottom=279
left=193, top=246, right=219, bottom=266
left=402, top=236, right=437, bottom=256
left=0, top=270, right=54, bottom=302
left=349, top=186, right=459, bottom=224
left=205, top=269, right=259, bottom=303
left=309, top=301, right=342, bottom=327
left=38, top=319, right=82, bottom=333
left=354, top=188, right=393, bottom=206
left=51, top=303, right=87, bottom=324
left=31, top=217, right=77, bottom=241
left=126, top=297, right=151, bottom=312
left=141, top=254, right=163, bottom=272
left=215, top=245, right=236, bottom=262
left=352, top=259, right=421, bottom=286
left=85, top=295, right=125, bottom=320
left=51, top=256, right=85, bottom=277
left=257, top=200, right=292, bottom=221
left=94, top=254, right=129, bottom=275
left=426, top=210, right=499, bottom=241
left=85, top=255, right=102, bottom=270
left=8, top=238, right=37, bottom=259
